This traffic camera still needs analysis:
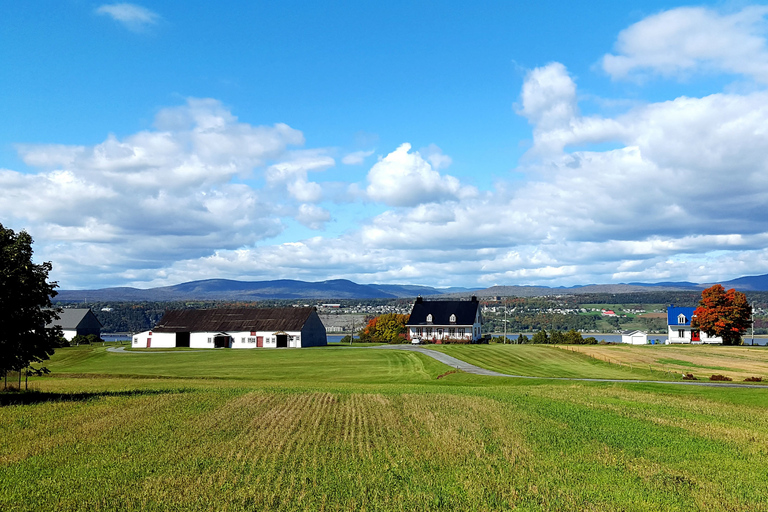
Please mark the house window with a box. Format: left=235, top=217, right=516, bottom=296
left=248, top=337, right=256, bottom=343
left=449, top=314, right=456, bottom=323
left=241, top=337, right=246, bottom=343
left=458, top=328, right=465, bottom=336
left=678, top=330, right=685, bottom=338
left=438, top=329, right=443, bottom=337
left=416, top=328, right=423, bottom=336
left=426, top=328, right=433, bottom=336
left=426, top=314, right=433, bottom=323
left=449, top=328, right=455, bottom=336
left=678, top=314, right=687, bottom=324
left=208, top=337, right=212, bottom=343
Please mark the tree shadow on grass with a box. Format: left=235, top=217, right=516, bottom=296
left=0, top=388, right=192, bottom=407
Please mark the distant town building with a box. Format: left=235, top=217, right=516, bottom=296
left=132, top=307, right=326, bottom=349
left=666, top=306, right=722, bottom=344
left=47, top=308, right=103, bottom=342
left=406, top=296, right=482, bottom=343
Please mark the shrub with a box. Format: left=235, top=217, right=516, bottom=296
left=517, top=334, right=529, bottom=344
left=583, top=337, right=598, bottom=345
left=71, top=334, right=90, bottom=345
left=443, top=337, right=471, bottom=345
left=86, top=334, right=101, bottom=344
left=744, top=376, right=763, bottom=382
left=682, top=373, right=697, bottom=380
left=709, top=374, right=732, bottom=381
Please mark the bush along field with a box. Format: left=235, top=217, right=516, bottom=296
left=2, top=344, right=768, bottom=511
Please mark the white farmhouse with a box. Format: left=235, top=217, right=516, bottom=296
left=666, top=306, right=722, bottom=344
left=406, top=296, right=482, bottom=343
left=132, top=307, right=326, bottom=349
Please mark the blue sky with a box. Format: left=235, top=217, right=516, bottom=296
left=3, top=1, right=768, bottom=289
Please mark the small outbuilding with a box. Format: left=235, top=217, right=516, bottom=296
left=620, top=330, right=648, bottom=345
left=132, top=307, right=327, bottom=349
left=47, top=308, right=103, bottom=342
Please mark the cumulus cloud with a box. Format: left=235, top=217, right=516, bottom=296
left=1, top=99, right=310, bottom=287
left=295, top=204, right=332, bottom=230
left=366, top=143, right=474, bottom=207
left=265, top=150, right=334, bottom=203
left=602, top=6, right=768, bottom=83
left=95, top=3, right=160, bottom=31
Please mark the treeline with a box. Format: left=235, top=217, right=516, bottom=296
left=484, top=313, right=598, bottom=333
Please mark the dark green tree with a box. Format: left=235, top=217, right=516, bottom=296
left=517, top=333, right=529, bottom=344
left=531, top=329, right=548, bottom=344
left=0, top=224, right=62, bottom=381
left=549, top=330, right=565, bottom=344
left=564, top=329, right=584, bottom=344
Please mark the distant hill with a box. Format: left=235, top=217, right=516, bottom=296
left=54, top=273, right=768, bottom=302
left=54, top=279, right=472, bottom=302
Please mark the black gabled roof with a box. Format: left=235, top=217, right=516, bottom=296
left=46, top=308, right=103, bottom=330
left=152, top=307, right=316, bottom=333
left=406, top=297, right=479, bottom=326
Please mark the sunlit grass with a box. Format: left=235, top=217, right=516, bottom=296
left=2, top=345, right=767, bottom=511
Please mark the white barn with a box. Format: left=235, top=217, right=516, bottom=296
left=47, top=308, right=103, bottom=342
left=133, top=307, right=327, bottom=349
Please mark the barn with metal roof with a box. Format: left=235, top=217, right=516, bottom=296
left=132, top=307, right=326, bottom=349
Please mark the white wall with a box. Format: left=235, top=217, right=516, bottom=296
left=132, top=330, right=306, bottom=349
left=132, top=331, right=175, bottom=348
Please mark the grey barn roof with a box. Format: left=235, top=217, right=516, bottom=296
left=47, top=309, right=103, bottom=330
left=407, top=297, right=479, bottom=326
left=152, top=307, right=317, bottom=333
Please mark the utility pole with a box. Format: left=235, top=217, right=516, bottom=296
left=503, top=300, right=507, bottom=344
left=752, top=306, right=755, bottom=346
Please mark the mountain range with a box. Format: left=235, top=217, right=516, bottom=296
left=53, top=273, right=768, bottom=302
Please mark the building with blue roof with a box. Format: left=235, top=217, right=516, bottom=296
left=666, top=306, right=722, bottom=344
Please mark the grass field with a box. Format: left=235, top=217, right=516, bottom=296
left=2, top=345, right=768, bottom=511
left=565, top=344, right=768, bottom=382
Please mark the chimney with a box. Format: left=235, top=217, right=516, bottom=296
left=416, top=296, right=423, bottom=304
left=471, top=295, right=478, bottom=302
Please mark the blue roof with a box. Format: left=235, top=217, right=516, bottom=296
left=667, top=306, right=696, bottom=326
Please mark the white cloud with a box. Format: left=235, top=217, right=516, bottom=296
left=341, top=150, right=374, bottom=165
left=1, top=98, right=309, bottom=287
left=366, top=143, right=474, bottom=207
left=602, top=6, right=768, bottom=83
left=295, top=204, right=331, bottom=230
left=95, top=3, right=160, bottom=31
left=420, top=144, right=452, bottom=170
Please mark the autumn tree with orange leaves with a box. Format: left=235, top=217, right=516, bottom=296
left=358, top=313, right=410, bottom=343
left=692, top=284, right=751, bottom=345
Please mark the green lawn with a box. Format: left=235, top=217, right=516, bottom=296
left=2, top=345, right=767, bottom=511
left=426, top=343, right=671, bottom=380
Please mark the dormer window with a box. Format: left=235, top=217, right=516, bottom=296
left=449, top=314, right=456, bottom=324
left=678, top=314, right=687, bottom=324
left=426, top=314, right=433, bottom=323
